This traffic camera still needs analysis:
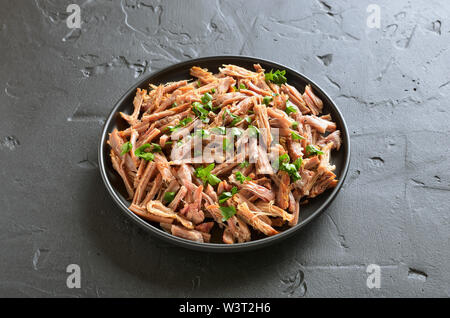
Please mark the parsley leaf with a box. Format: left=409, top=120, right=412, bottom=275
left=201, top=92, right=213, bottom=104
left=210, top=126, right=226, bottom=135
left=291, top=131, right=305, bottom=140
left=218, top=187, right=238, bottom=204
left=220, top=206, right=237, bottom=221
left=247, top=125, right=260, bottom=138
left=121, top=142, right=132, bottom=155
left=285, top=100, right=298, bottom=115
left=192, top=102, right=210, bottom=123
left=291, top=121, right=299, bottom=129
left=163, top=192, right=176, bottom=204
left=306, top=145, right=324, bottom=156
left=240, top=161, right=250, bottom=168
left=230, top=116, right=243, bottom=126
left=265, top=69, right=287, bottom=85
left=195, top=163, right=221, bottom=186
left=294, top=157, right=303, bottom=170
left=263, top=96, right=273, bottom=105
left=235, top=171, right=251, bottom=183
left=134, top=144, right=155, bottom=161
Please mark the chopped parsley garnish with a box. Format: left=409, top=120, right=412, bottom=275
left=235, top=171, right=251, bottom=183
left=294, top=157, right=303, bottom=170
left=273, top=153, right=301, bottom=181
left=220, top=206, right=237, bottom=221
left=247, top=125, right=260, bottom=138
left=223, top=139, right=233, bottom=152
left=231, top=116, right=243, bottom=126
left=291, top=121, right=299, bottom=129
left=168, top=117, right=193, bottom=132
left=121, top=142, right=132, bottom=155
left=218, top=187, right=238, bottom=204
left=265, top=69, right=287, bottom=85
left=210, top=88, right=216, bottom=93
left=197, top=80, right=202, bottom=87
left=210, top=126, right=226, bottom=135
left=285, top=100, right=298, bottom=115
left=291, top=131, right=305, bottom=140
left=163, top=192, right=176, bottom=204
left=134, top=144, right=155, bottom=161
left=192, top=102, right=210, bottom=123
left=195, top=163, right=221, bottom=186
left=230, top=127, right=243, bottom=138
left=239, top=83, right=247, bottom=90
left=263, top=96, right=273, bottom=105
left=193, top=129, right=210, bottom=139
left=201, top=92, right=213, bottom=104
left=240, top=161, right=250, bottom=168
left=306, top=145, right=324, bottom=156
left=232, top=86, right=238, bottom=92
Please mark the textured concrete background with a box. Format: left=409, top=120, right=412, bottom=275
left=0, top=0, right=449, bottom=297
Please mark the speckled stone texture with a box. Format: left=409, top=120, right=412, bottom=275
left=1, top=0, right=449, bottom=297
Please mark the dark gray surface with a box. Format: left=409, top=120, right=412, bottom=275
left=0, top=0, right=449, bottom=297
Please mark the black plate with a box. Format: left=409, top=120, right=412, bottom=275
left=98, top=55, right=350, bottom=252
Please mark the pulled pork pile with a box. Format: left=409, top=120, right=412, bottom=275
left=108, top=64, right=341, bottom=244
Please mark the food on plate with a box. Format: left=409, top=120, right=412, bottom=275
left=107, top=64, right=341, bottom=244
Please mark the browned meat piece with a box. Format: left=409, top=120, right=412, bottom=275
left=142, top=174, right=162, bottom=205
left=120, top=88, right=145, bottom=125
left=110, top=150, right=134, bottom=199
left=182, top=185, right=205, bottom=224
left=163, top=80, right=188, bottom=94
left=288, top=198, right=300, bottom=227
left=136, top=128, right=161, bottom=148
left=132, top=161, right=156, bottom=205
left=219, top=64, right=259, bottom=78
left=276, top=171, right=290, bottom=209
left=287, top=139, right=303, bottom=161
left=190, top=66, right=218, bottom=84
left=168, top=185, right=187, bottom=210
left=222, top=228, right=235, bottom=244
left=146, top=200, right=193, bottom=229
left=234, top=96, right=257, bottom=115
left=299, top=115, right=336, bottom=134
left=303, top=84, right=323, bottom=115
left=255, top=202, right=294, bottom=222
left=240, top=181, right=275, bottom=202
left=204, top=184, right=218, bottom=202
left=153, top=153, right=175, bottom=182
left=213, top=92, right=247, bottom=107
left=253, top=64, right=265, bottom=73
left=318, top=130, right=341, bottom=150
left=171, top=225, right=204, bottom=242
left=254, top=104, right=272, bottom=147
left=129, top=203, right=173, bottom=224
left=236, top=202, right=278, bottom=236
left=242, top=79, right=272, bottom=96
left=217, top=76, right=236, bottom=94
left=195, top=222, right=214, bottom=233
left=141, top=102, right=191, bottom=123
left=256, top=146, right=274, bottom=174
left=280, top=84, right=310, bottom=114
left=303, top=156, right=320, bottom=170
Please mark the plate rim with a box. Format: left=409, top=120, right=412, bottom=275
left=98, top=55, right=351, bottom=252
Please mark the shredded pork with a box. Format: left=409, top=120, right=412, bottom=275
left=108, top=64, right=342, bottom=244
